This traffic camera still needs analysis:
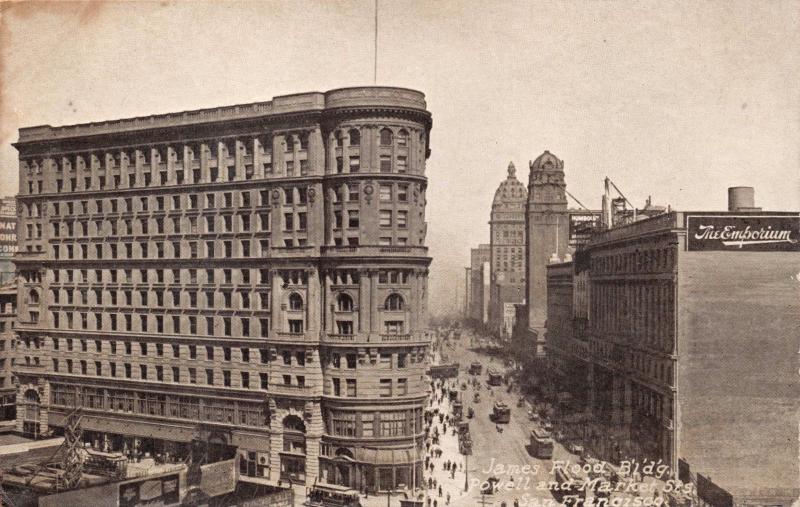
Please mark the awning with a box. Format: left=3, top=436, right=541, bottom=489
left=354, top=448, right=418, bottom=465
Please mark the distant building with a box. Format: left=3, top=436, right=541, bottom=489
left=0, top=280, right=15, bottom=420
left=545, top=188, right=800, bottom=506
left=467, top=244, right=490, bottom=325
left=488, top=163, right=527, bottom=339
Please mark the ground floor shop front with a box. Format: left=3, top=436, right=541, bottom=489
left=319, top=456, right=424, bottom=494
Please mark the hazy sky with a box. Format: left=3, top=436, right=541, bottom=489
left=1, top=1, right=798, bottom=316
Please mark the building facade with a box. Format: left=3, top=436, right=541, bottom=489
left=0, top=280, right=16, bottom=420
left=488, top=163, right=527, bottom=338
left=514, top=151, right=570, bottom=365
left=545, top=206, right=800, bottom=505
left=12, top=86, right=433, bottom=493
left=467, top=245, right=490, bottom=325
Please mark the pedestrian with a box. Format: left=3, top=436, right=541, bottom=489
left=514, top=499, right=520, bottom=507
left=438, top=485, right=442, bottom=497
left=447, top=493, right=451, bottom=505
left=433, top=500, right=437, bottom=507
left=427, top=498, right=432, bottom=507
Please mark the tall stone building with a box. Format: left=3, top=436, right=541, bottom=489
left=488, top=163, right=526, bottom=338
left=522, top=151, right=569, bottom=358
left=467, top=245, right=490, bottom=325
left=12, top=86, right=432, bottom=492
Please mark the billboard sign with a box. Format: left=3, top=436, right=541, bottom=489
left=686, top=215, right=800, bottom=251
left=569, top=212, right=600, bottom=246
left=0, top=215, right=16, bottom=256
left=119, top=473, right=180, bottom=507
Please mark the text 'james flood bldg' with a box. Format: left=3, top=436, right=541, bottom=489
left=12, top=87, right=432, bottom=492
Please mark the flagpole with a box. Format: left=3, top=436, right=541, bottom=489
left=374, top=0, right=378, bottom=84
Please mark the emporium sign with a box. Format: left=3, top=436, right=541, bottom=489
left=686, top=215, right=800, bottom=251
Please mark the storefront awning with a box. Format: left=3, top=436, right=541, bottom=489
left=354, top=448, right=418, bottom=465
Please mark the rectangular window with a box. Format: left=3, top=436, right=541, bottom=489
left=379, top=184, right=392, bottom=201
left=380, top=155, right=392, bottom=173
left=288, top=320, right=303, bottom=334
left=397, top=156, right=407, bottom=173
left=345, top=379, right=357, bottom=397
left=379, top=379, right=392, bottom=397
left=349, top=156, right=360, bottom=173
left=379, top=210, right=392, bottom=227
left=260, top=373, right=269, bottom=389
left=397, top=210, right=408, bottom=228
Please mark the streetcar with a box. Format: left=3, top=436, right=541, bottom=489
left=529, top=425, right=554, bottom=459
left=486, top=369, right=503, bottom=386
left=491, top=401, right=511, bottom=423
left=304, top=483, right=362, bottom=506
left=469, top=362, right=483, bottom=375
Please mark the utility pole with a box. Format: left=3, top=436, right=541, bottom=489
left=463, top=452, right=469, bottom=492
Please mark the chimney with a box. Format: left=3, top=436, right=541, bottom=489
left=727, top=186, right=761, bottom=212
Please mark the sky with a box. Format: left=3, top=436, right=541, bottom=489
left=1, top=0, right=798, bottom=316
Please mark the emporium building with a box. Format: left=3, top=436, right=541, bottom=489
left=545, top=190, right=800, bottom=505
left=12, top=86, right=432, bottom=493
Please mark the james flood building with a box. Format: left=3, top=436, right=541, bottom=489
left=545, top=189, right=800, bottom=506
left=12, top=86, right=433, bottom=493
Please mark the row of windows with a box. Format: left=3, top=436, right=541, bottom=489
left=44, top=267, right=274, bottom=285
left=334, top=127, right=411, bottom=148
left=590, top=281, right=675, bottom=351
left=48, top=288, right=271, bottom=310
left=328, top=377, right=409, bottom=398
left=22, top=126, right=424, bottom=197
left=35, top=267, right=408, bottom=287
left=48, top=212, right=273, bottom=238
left=334, top=155, right=408, bottom=175
left=44, top=337, right=271, bottom=362
left=22, top=188, right=305, bottom=219
left=591, top=247, right=675, bottom=275
left=49, top=384, right=270, bottom=427
left=51, top=238, right=285, bottom=260
left=328, top=409, right=422, bottom=438
left=43, top=312, right=271, bottom=337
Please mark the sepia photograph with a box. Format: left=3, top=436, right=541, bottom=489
left=0, top=1, right=798, bottom=506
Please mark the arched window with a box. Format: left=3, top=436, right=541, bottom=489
left=348, top=129, right=360, bottom=146
left=28, top=289, right=40, bottom=305
left=288, top=293, right=303, bottom=311
left=335, top=130, right=343, bottom=148
left=283, top=414, right=306, bottom=433
left=24, top=390, right=40, bottom=404
left=397, top=129, right=409, bottom=146
left=337, top=293, right=354, bottom=312
left=384, top=294, right=404, bottom=311
left=379, top=128, right=393, bottom=146
left=285, top=134, right=294, bottom=150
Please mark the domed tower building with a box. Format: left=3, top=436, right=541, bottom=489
left=488, top=162, right=527, bottom=339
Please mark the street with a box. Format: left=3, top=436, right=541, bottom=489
left=416, top=330, right=580, bottom=507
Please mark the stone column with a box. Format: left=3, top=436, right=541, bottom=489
left=271, top=270, right=283, bottom=333
left=306, top=268, right=320, bottom=338
left=369, top=270, right=379, bottom=336
left=358, top=270, right=370, bottom=333
left=322, top=271, right=332, bottom=333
